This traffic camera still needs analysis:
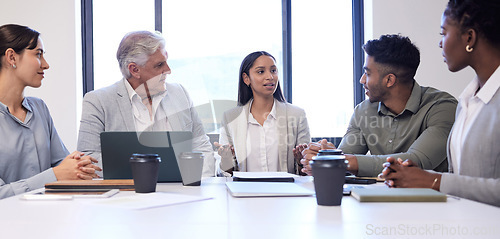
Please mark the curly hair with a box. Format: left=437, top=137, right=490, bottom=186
left=444, top=0, right=500, bottom=46
left=362, top=34, right=420, bottom=85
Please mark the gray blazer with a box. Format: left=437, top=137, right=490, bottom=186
left=219, top=100, right=310, bottom=174
left=77, top=80, right=215, bottom=177
left=440, top=84, right=500, bottom=207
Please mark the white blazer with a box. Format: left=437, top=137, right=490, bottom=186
left=219, top=100, right=310, bottom=174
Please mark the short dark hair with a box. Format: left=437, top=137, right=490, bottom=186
left=237, top=51, right=286, bottom=106
left=0, top=24, right=40, bottom=69
left=362, top=34, right=420, bottom=84
left=444, top=0, right=500, bottom=47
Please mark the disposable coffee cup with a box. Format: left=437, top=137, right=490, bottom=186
left=310, top=154, right=347, bottom=206
left=129, top=154, right=161, bottom=193
left=318, top=149, right=351, bottom=176
left=317, top=149, right=343, bottom=156
left=177, top=152, right=204, bottom=186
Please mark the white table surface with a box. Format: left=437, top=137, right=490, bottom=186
left=1, top=176, right=499, bottom=239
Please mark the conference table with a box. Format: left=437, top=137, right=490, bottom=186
left=1, top=176, right=499, bottom=239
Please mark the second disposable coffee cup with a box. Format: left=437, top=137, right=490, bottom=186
left=177, top=152, right=204, bottom=186
left=310, top=154, right=347, bottom=206
left=129, top=153, right=161, bottom=193
left=317, top=149, right=343, bottom=156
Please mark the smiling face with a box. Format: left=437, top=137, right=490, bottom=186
left=14, top=37, right=49, bottom=88
left=359, top=55, right=388, bottom=103
left=439, top=13, right=470, bottom=72
left=243, top=55, right=278, bottom=99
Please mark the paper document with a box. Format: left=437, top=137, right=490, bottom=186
left=226, top=182, right=314, bottom=197
left=84, top=192, right=212, bottom=210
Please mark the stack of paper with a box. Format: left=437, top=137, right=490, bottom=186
left=226, top=182, right=314, bottom=197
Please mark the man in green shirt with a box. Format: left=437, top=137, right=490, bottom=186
left=301, top=34, right=457, bottom=177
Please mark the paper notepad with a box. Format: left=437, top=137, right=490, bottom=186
left=226, top=182, right=314, bottom=197
left=351, top=188, right=447, bottom=202
left=85, top=192, right=212, bottom=210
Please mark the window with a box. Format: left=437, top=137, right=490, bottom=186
left=86, top=0, right=363, bottom=136
left=161, top=0, right=283, bottom=117
left=92, top=0, right=155, bottom=90
left=291, top=0, right=355, bottom=138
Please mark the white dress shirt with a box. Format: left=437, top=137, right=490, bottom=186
left=124, top=79, right=171, bottom=132
left=450, top=67, right=500, bottom=173
left=246, top=100, right=279, bottom=172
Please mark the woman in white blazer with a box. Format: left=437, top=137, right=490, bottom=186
left=216, top=51, right=310, bottom=176
left=381, top=0, right=500, bottom=207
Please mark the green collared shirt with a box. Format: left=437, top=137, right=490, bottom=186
left=339, top=82, right=458, bottom=176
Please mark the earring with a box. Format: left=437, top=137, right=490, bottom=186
left=466, top=45, right=473, bottom=52
left=12, top=64, right=16, bottom=69
left=246, top=84, right=250, bottom=87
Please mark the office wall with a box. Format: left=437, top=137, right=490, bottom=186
left=0, top=0, right=82, bottom=151
left=365, top=0, right=474, bottom=98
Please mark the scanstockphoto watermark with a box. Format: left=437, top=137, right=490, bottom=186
left=365, top=223, right=499, bottom=237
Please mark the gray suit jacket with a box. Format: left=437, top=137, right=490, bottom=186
left=440, top=83, right=500, bottom=207
left=219, top=100, right=310, bottom=174
left=77, top=80, right=215, bottom=177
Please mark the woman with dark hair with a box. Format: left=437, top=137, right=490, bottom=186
left=0, top=24, right=101, bottom=199
left=381, top=0, right=500, bottom=207
left=215, top=51, right=310, bottom=176
left=236, top=51, right=286, bottom=106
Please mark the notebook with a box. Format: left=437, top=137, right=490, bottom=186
left=343, top=185, right=364, bottom=195
left=351, top=188, right=447, bottom=202
left=225, top=182, right=314, bottom=197
left=45, top=179, right=135, bottom=191
left=100, top=131, right=193, bottom=182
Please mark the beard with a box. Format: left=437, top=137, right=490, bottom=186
left=366, top=82, right=387, bottom=103
left=136, top=73, right=167, bottom=99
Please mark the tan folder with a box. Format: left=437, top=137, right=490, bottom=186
left=351, top=188, right=447, bottom=202
left=45, top=179, right=135, bottom=191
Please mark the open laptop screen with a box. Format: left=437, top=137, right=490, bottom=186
left=100, top=131, right=193, bottom=182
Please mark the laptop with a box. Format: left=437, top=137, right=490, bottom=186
left=100, top=131, right=193, bottom=182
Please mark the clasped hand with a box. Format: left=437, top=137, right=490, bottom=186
left=297, top=139, right=336, bottom=175
left=53, top=151, right=102, bottom=180
left=380, top=157, right=441, bottom=190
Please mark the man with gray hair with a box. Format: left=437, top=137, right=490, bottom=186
left=77, top=30, right=215, bottom=177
